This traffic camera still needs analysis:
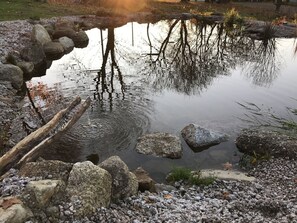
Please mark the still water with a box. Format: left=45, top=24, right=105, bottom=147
left=26, top=20, right=297, bottom=181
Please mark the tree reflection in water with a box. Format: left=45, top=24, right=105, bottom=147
left=144, top=19, right=281, bottom=94
left=94, top=28, right=125, bottom=112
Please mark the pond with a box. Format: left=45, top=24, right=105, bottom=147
left=26, top=19, right=297, bottom=182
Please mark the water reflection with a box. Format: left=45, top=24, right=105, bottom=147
left=94, top=28, right=125, bottom=111
left=25, top=19, right=297, bottom=181
left=144, top=19, right=281, bottom=93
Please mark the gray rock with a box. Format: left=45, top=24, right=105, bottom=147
left=20, top=41, right=47, bottom=78
left=16, top=61, right=34, bottom=76
left=133, top=167, right=156, bottom=192
left=71, top=31, right=89, bottom=48
left=0, top=64, right=23, bottom=89
left=43, top=42, right=65, bottom=60
left=58, top=37, right=74, bottom=54
left=52, top=28, right=76, bottom=40
left=0, top=197, right=33, bottom=223
left=136, top=132, right=182, bottom=159
left=236, top=128, right=297, bottom=159
left=19, top=160, right=73, bottom=182
left=25, top=180, right=64, bottom=208
left=181, top=124, right=228, bottom=151
left=32, top=24, right=51, bottom=45
left=66, top=161, right=112, bottom=217
left=99, top=156, right=138, bottom=201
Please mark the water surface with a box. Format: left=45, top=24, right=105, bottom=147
left=26, top=20, right=297, bottom=181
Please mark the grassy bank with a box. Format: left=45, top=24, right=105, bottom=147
left=0, top=0, right=297, bottom=22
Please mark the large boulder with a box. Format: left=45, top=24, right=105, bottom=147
left=71, top=31, right=89, bottom=48
left=99, top=156, right=138, bottom=201
left=43, top=42, right=65, bottom=60
left=236, top=129, right=297, bottom=159
left=58, top=37, right=74, bottom=54
left=181, top=124, right=228, bottom=151
left=32, top=24, right=51, bottom=46
left=136, top=132, right=182, bottom=159
left=20, top=42, right=47, bottom=78
left=0, top=197, right=33, bottom=223
left=0, top=64, right=23, bottom=89
left=19, top=160, right=73, bottom=182
left=133, top=167, right=156, bottom=192
left=66, top=161, right=112, bottom=217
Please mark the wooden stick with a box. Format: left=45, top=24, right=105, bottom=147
left=0, top=96, right=82, bottom=174
left=17, top=97, right=91, bottom=167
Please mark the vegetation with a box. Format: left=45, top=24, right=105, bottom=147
left=224, top=8, right=244, bottom=27
left=1, top=0, right=297, bottom=22
left=167, top=167, right=215, bottom=186
left=237, top=101, right=297, bottom=135
left=239, top=152, right=271, bottom=169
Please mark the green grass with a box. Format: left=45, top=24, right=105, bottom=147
left=167, top=167, right=215, bottom=186
left=0, top=0, right=87, bottom=21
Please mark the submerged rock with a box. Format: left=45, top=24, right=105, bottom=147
left=99, top=156, right=138, bottom=201
left=136, top=132, right=182, bottom=159
left=236, top=128, right=297, bottom=159
left=181, top=124, right=228, bottom=151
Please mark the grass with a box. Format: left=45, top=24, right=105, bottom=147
left=224, top=8, right=244, bottom=28
left=1, top=0, right=297, bottom=22
left=167, top=167, right=215, bottom=186
left=237, top=101, right=297, bottom=135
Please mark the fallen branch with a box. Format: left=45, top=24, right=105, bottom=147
left=17, top=97, right=91, bottom=167
left=0, top=96, right=90, bottom=174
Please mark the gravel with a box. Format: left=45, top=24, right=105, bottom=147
left=1, top=157, right=296, bottom=222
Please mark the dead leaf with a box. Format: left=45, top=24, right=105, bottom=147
left=0, top=197, right=22, bottom=210
left=163, top=194, right=173, bottom=199
left=222, top=191, right=230, bottom=199
left=223, top=162, right=233, bottom=170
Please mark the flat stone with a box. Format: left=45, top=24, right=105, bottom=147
left=0, top=197, right=33, bottom=223
left=181, top=124, right=228, bottom=151
left=19, top=160, right=73, bottom=182
left=136, top=132, right=182, bottom=159
left=133, top=167, right=156, bottom=192
left=199, top=169, right=255, bottom=182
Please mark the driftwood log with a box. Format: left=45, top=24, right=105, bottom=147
left=0, top=96, right=91, bottom=174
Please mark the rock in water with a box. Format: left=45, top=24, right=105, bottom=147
left=99, top=156, right=138, bottom=201
left=136, top=133, right=182, bottom=159
left=236, top=128, right=297, bottom=159
left=181, top=124, right=228, bottom=151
